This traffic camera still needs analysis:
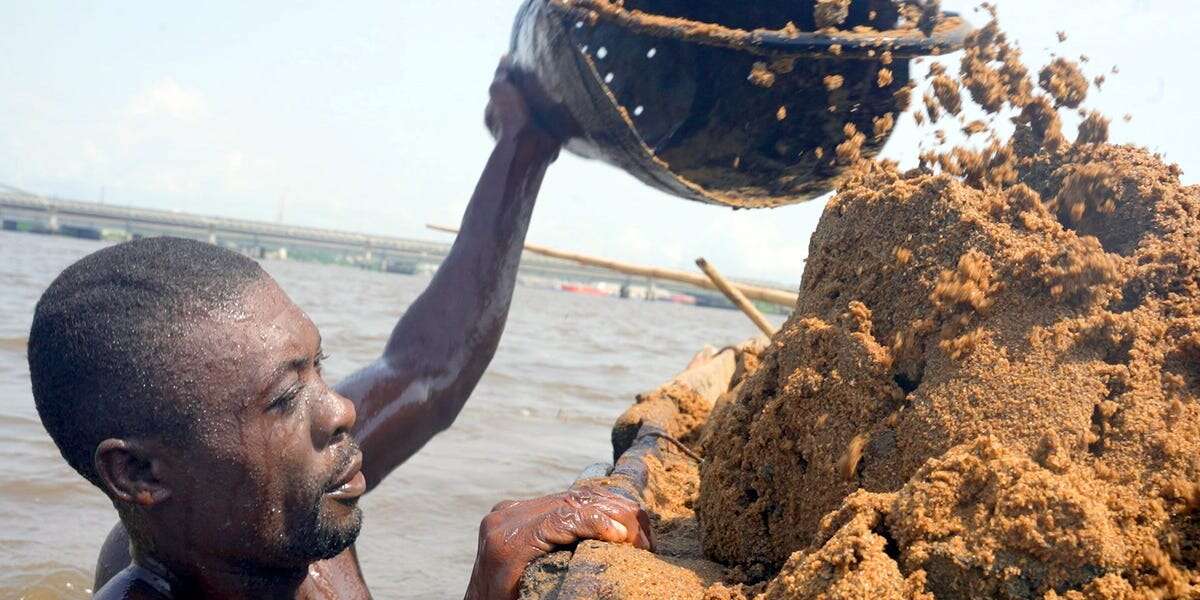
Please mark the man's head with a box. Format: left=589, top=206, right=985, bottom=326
left=28, top=237, right=364, bottom=571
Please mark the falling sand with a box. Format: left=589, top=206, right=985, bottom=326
left=696, top=10, right=1200, bottom=600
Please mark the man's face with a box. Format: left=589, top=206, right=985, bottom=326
left=161, top=278, right=364, bottom=568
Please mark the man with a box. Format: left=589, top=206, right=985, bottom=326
left=27, top=63, right=651, bottom=599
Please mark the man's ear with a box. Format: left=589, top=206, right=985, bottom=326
left=94, top=439, right=173, bottom=507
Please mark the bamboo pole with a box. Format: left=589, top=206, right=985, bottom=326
left=695, top=258, right=777, bottom=337
left=426, top=224, right=798, bottom=308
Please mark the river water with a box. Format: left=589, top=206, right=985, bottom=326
left=0, top=230, right=782, bottom=599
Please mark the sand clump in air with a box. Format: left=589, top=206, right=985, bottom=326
left=1039, top=58, right=1089, bottom=108
left=695, top=10, right=1200, bottom=600
left=814, top=0, right=852, bottom=29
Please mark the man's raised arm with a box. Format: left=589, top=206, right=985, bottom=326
left=336, top=63, right=562, bottom=490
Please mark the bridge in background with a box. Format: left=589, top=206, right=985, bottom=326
left=0, top=185, right=785, bottom=307
left=0, top=184, right=448, bottom=261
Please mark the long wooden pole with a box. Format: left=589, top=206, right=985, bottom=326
left=426, top=224, right=798, bottom=308
left=696, top=258, right=778, bottom=337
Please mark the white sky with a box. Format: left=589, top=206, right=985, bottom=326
left=0, top=1, right=1194, bottom=284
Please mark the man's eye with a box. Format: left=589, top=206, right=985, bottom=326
left=315, top=351, right=329, bottom=373
left=270, top=386, right=301, bottom=413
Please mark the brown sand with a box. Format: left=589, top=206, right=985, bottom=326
left=923, top=93, right=942, bottom=122
left=814, top=0, right=852, bottom=29
left=697, top=11, right=1200, bottom=600
left=757, top=492, right=931, bottom=599
left=878, top=68, right=895, bottom=88
left=930, top=74, right=963, bottom=115
left=749, top=62, right=776, bottom=88
left=1039, top=58, right=1089, bottom=108
left=961, top=120, right=988, bottom=136
left=520, top=6, right=1199, bottom=599
left=836, top=123, right=867, bottom=165
left=1077, top=111, right=1110, bottom=146
left=873, top=113, right=896, bottom=141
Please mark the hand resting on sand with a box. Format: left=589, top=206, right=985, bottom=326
left=463, top=487, right=654, bottom=600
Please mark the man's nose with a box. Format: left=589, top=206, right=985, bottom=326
left=314, top=388, right=357, bottom=448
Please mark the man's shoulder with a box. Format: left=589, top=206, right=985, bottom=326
left=93, top=520, right=367, bottom=598
left=94, top=567, right=173, bottom=600
left=95, top=521, right=133, bottom=591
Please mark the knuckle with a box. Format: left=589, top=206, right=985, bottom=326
left=543, top=505, right=580, bottom=536
left=479, top=511, right=505, bottom=534
left=528, top=526, right=554, bottom=552
left=567, top=487, right=600, bottom=506
left=481, top=528, right=507, bottom=555
left=550, top=503, right=575, bottom=523
left=583, top=509, right=610, bottom=530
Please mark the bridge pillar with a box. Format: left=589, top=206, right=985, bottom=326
left=47, top=207, right=60, bottom=233
left=207, top=226, right=217, bottom=245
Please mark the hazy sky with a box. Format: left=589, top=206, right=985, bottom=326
left=1, top=1, right=1194, bottom=284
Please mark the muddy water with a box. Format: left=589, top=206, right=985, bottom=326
left=0, top=231, right=779, bottom=599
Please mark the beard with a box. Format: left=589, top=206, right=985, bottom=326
left=281, top=495, right=363, bottom=562
left=279, top=443, right=365, bottom=562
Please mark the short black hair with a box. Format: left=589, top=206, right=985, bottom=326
left=28, top=236, right=267, bottom=487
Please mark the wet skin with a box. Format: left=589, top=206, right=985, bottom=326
left=88, top=64, right=652, bottom=600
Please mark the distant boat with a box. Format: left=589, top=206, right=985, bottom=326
left=383, top=260, right=417, bottom=275
left=692, top=293, right=737, bottom=310
left=560, top=283, right=612, bottom=297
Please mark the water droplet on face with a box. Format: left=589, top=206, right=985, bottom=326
left=597, top=46, right=608, bottom=59
left=633, top=105, right=644, bottom=116
left=604, top=72, right=614, bottom=83
left=647, top=48, right=657, bottom=58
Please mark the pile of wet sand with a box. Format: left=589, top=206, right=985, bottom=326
left=697, top=9, right=1200, bottom=599
left=519, top=5, right=1199, bottom=599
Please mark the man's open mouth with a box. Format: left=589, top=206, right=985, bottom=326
left=325, top=450, right=366, bottom=501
